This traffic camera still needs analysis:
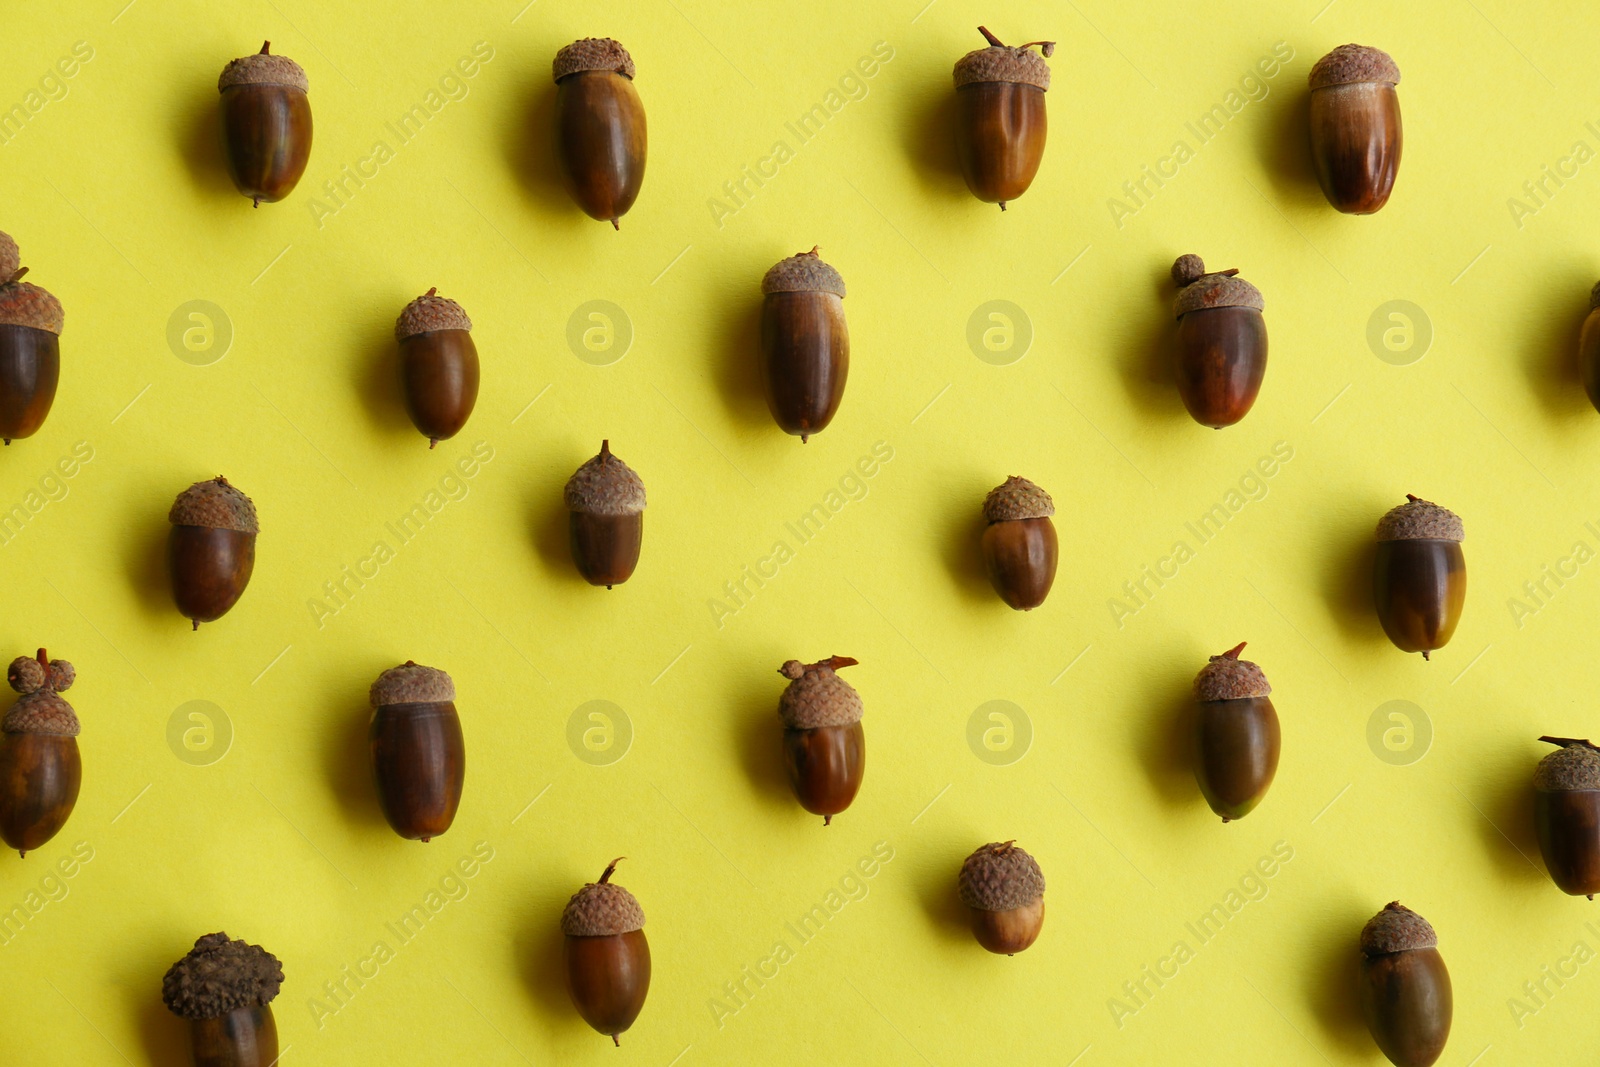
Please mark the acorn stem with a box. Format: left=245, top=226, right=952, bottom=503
left=426, top=287, right=437, bottom=298
left=610, top=219, right=620, bottom=231
left=1421, top=650, right=1430, bottom=661
left=809, top=655, right=858, bottom=672
left=260, top=41, right=271, bottom=55
left=1221, top=642, right=1247, bottom=660
left=1018, top=40, right=1056, bottom=57
left=600, top=439, right=611, bottom=462
left=6, top=267, right=27, bottom=285
left=598, top=857, right=625, bottom=884
left=34, top=649, right=47, bottom=669
left=1539, top=735, right=1600, bottom=752
left=611, top=1034, right=621, bottom=1047
left=1406, top=493, right=1421, bottom=503
left=977, top=26, right=1005, bottom=47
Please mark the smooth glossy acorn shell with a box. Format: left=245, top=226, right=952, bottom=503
left=1580, top=309, right=1600, bottom=415
left=220, top=84, right=312, bottom=205
left=570, top=512, right=642, bottom=588
left=782, top=722, right=864, bottom=822
left=565, top=929, right=650, bottom=1043
left=169, top=526, right=256, bottom=627
left=969, top=897, right=1044, bottom=955
left=1373, top=539, right=1465, bottom=655
left=400, top=329, right=479, bottom=446
left=1535, top=788, right=1600, bottom=897
left=1175, top=306, right=1267, bottom=428
left=0, top=733, right=80, bottom=856
left=759, top=291, right=848, bottom=440
left=981, top=517, right=1058, bottom=610
left=556, top=70, right=647, bottom=225
left=1194, top=696, right=1280, bottom=821
left=0, top=325, right=60, bottom=444
left=189, top=1005, right=278, bottom=1067
left=955, top=82, right=1047, bottom=206
left=1360, top=947, right=1451, bottom=1067
left=370, top=701, right=464, bottom=842
left=1310, top=82, right=1401, bottom=215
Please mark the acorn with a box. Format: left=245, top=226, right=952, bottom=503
left=953, top=27, right=1053, bottom=210
left=777, top=656, right=864, bottom=825
left=957, top=841, right=1045, bottom=954
left=564, top=440, right=645, bottom=588
left=169, top=477, right=258, bottom=630
left=1170, top=255, right=1267, bottom=428
left=553, top=38, right=647, bottom=229
left=760, top=248, right=848, bottom=442
left=1192, top=642, right=1279, bottom=822
left=1309, top=44, right=1402, bottom=215
left=368, top=662, right=464, bottom=843
left=1359, top=903, right=1451, bottom=1067
left=0, top=650, right=81, bottom=858
left=1533, top=736, right=1600, bottom=899
left=562, top=857, right=650, bottom=1045
left=1579, top=282, right=1600, bottom=415
left=0, top=231, right=63, bottom=445
left=981, top=476, right=1057, bottom=610
left=162, top=932, right=284, bottom=1067
left=1373, top=496, right=1465, bottom=660
left=218, top=42, right=312, bottom=207
left=396, top=289, right=479, bottom=448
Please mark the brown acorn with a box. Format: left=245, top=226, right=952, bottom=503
left=169, top=477, right=258, bottom=630
left=1309, top=44, right=1402, bottom=215
left=957, top=841, right=1045, bottom=954
left=1192, top=643, right=1280, bottom=822
left=953, top=27, right=1053, bottom=210
left=1359, top=903, right=1451, bottom=1067
left=396, top=289, right=479, bottom=448
left=1373, top=496, right=1465, bottom=659
left=562, top=858, right=650, bottom=1045
left=0, top=231, right=63, bottom=445
left=564, top=440, right=645, bottom=588
left=553, top=39, right=647, bottom=229
left=760, top=248, right=848, bottom=442
left=1533, top=736, right=1600, bottom=899
left=369, top=662, right=465, bottom=843
left=0, top=651, right=81, bottom=858
left=981, top=476, right=1057, bottom=610
left=1579, top=282, right=1600, bottom=414
left=218, top=42, right=312, bottom=207
left=163, top=932, right=284, bottom=1067
left=1171, top=254, right=1267, bottom=428
left=777, top=656, right=864, bottom=825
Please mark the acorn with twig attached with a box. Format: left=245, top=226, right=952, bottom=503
left=953, top=27, right=1054, bottom=209
left=1192, top=642, right=1280, bottom=822
left=1, top=651, right=81, bottom=857
left=1534, top=736, right=1600, bottom=899
left=0, top=229, right=63, bottom=445
left=562, top=858, right=650, bottom=1045
left=1170, top=254, right=1267, bottom=428
left=777, top=656, right=865, bottom=825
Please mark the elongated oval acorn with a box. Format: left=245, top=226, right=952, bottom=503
left=565, top=440, right=645, bottom=588
left=778, top=656, right=864, bottom=825
left=760, top=249, right=849, bottom=442
left=1192, top=642, right=1279, bottom=822
left=218, top=42, right=312, bottom=206
left=554, top=38, right=647, bottom=228
left=1309, top=44, right=1401, bottom=215
left=163, top=932, right=284, bottom=1067
left=1580, top=282, right=1600, bottom=414
left=981, top=476, right=1057, bottom=610
left=1533, top=736, right=1600, bottom=899
left=1171, top=254, right=1267, bottom=428
left=1, top=651, right=81, bottom=858
left=953, top=27, right=1053, bottom=210
left=958, top=841, right=1045, bottom=954
left=1373, top=496, right=1465, bottom=660
left=396, top=289, right=479, bottom=448
left=369, top=662, right=465, bottom=843
left=0, top=231, right=63, bottom=445
left=1359, top=903, right=1451, bottom=1067
left=562, top=857, right=650, bottom=1045
left=169, top=477, right=258, bottom=630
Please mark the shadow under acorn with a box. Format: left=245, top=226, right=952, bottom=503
left=1251, top=85, right=1324, bottom=214
left=1320, top=517, right=1383, bottom=646
left=121, top=500, right=176, bottom=623
left=1478, top=745, right=1548, bottom=886
left=120, top=933, right=190, bottom=1065
left=914, top=838, right=980, bottom=947
left=320, top=664, right=389, bottom=834
left=352, top=314, right=418, bottom=441
left=1514, top=256, right=1595, bottom=420
left=174, top=76, right=236, bottom=200
left=528, top=477, right=590, bottom=587
left=501, top=74, right=582, bottom=225
left=1112, top=260, right=1186, bottom=421
left=1301, top=897, right=1377, bottom=1056
left=710, top=284, right=772, bottom=433
left=513, top=881, right=577, bottom=1035
left=1136, top=662, right=1203, bottom=811
left=897, top=80, right=967, bottom=205
left=939, top=478, right=999, bottom=607
left=737, top=688, right=796, bottom=814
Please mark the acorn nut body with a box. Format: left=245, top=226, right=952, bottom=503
left=1533, top=737, right=1600, bottom=898
left=1373, top=496, right=1465, bottom=659
left=1, top=651, right=81, bottom=858
left=554, top=39, right=646, bottom=228
left=958, top=841, right=1045, bottom=954
left=1309, top=45, right=1401, bottom=215
left=219, top=43, right=312, bottom=206
left=396, top=289, right=479, bottom=448
left=1171, top=255, right=1267, bottom=428
left=562, top=858, right=650, bottom=1045
left=565, top=440, right=645, bottom=588
left=953, top=28, right=1053, bottom=209
left=163, top=933, right=283, bottom=1067
left=1359, top=903, right=1451, bottom=1067
left=369, top=662, right=465, bottom=842
left=981, top=476, right=1057, bottom=610
left=1192, top=643, right=1279, bottom=822
left=1579, top=282, right=1600, bottom=414
left=778, top=657, right=864, bottom=824
left=169, top=477, right=258, bottom=629
left=760, top=249, right=848, bottom=442
left=0, top=231, right=63, bottom=445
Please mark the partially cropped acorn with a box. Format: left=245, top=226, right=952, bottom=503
left=981, top=476, right=1057, bottom=610
left=1171, top=254, right=1267, bottom=428
left=1359, top=903, right=1451, bottom=1067
left=1373, top=496, right=1465, bottom=659
left=562, top=857, right=650, bottom=1045
left=953, top=27, right=1054, bottom=209
left=369, top=662, right=464, bottom=843
left=169, top=477, right=258, bottom=630
left=0, top=231, right=63, bottom=445
left=1, top=650, right=81, bottom=858
left=1533, top=736, right=1600, bottom=899
left=565, top=440, right=645, bottom=588
left=957, top=841, right=1045, bottom=954
left=1192, top=642, right=1280, bottom=822
left=1309, top=45, right=1402, bottom=215
left=553, top=38, right=647, bottom=229
left=1579, top=282, right=1600, bottom=414
left=218, top=42, right=312, bottom=206
left=396, top=289, right=479, bottom=448
left=760, top=249, right=848, bottom=442
left=163, top=932, right=284, bottom=1067
left=778, top=656, right=864, bottom=825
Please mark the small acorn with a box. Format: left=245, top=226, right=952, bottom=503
left=0, top=230, right=63, bottom=445
left=1373, top=496, right=1465, bottom=659
left=0, top=650, right=81, bottom=858
left=1171, top=255, right=1267, bottom=428
left=981, top=476, right=1057, bottom=610
left=957, top=841, right=1045, bottom=954
left=564, top=440, right=645, bottom=588
left=369, top=662, right=465, bottom=843
left=1309, top=44, right=1402, bottom=215
left=1533, top=736, right=1600, bottom=899
left=777, top=657, right=865, bottom=825
left=562, top=857, right=650, bottom=1045
left=218, top=42, right=313, bottom=206
left=553, top=38, right=647, bottom=228
left=169, top=477, right=258, bottom=630
left=1359, top=903, right=1451, bottom=1067
left=953, top=27, right=1053, bottom=209
left=162, top=932, right=284, bottom=1067
left=1192, top=643, right=1280, bottom=822
left=1579, top=282, right=1600, bottom=414
left=396, top=289, right=479, bottom=448
left=760, top=248, right=848, bottom=442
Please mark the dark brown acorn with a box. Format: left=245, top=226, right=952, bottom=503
left=1, top=651, right=80, bottom=858
left=957, top=841, right=1045, bottom=954
left=1171, top=254, right=1267, bottom=428
left=218, top=42, right=312, bottom=207
left=1309, top=44, right=1402, bottom=215
left=553, top=38, right=647, bottom=228
left=395, top=289, right=479, bottom=448
left=564, top=440, right=645, bottom=588
left=760, top=248, right=848, bottom=442
left=981, top=476, right=1057, bottom=610
left=0, top=231, right=63, bottom=445
left=1359, top=903, right=1451, bottom=1067
left=1192, top=642, right=1280, bottom=822
left=1580, top=282, right=1600, bottom=414
left=953, top=27, right=1053, bottom=210
left=562, top=857, right=650, bottom=1045
left=777, top=656, right=864, bottom=825
left=169, top=477, right=258, bottom=630
left=163, top=932, right=284, bottom=1067
left=368, top=662, right=465, bottom=843
left=1373, top=496, right=1465, bottom=660
left=1534, top=736, right=1600, bottom=899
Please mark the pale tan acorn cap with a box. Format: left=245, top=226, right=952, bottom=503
left=169, top=477, right=258, bottom=534
left=562, top=861, right=645, bottom=936
left=370, top=662, right=455, bottom=707
left=1376, top=496, right=1463, bottom=542
left=162, top=933, right=284, bottom=1019
left=554, top=38, right=636, bottom=81
left=958, top=841, right=1045, bottom=911
left=762, top=248, right=845, bottom=298
left=1360, top=902, right=1437, bottom=956
left=3, top=691, right=79, bottom=736
left=778, top=657, right=863, bottom=729
left=983, top=476, right=1054, bottom=523
left=0, top=277, right=65, bottom=335
left=953, top=30, right=1053, bottom=91
left=0, top=231, right=17, bottom=280
left=565, top=441, right=646, bottom=516
left=1309, top=44, right=1399, bottom=89
left=1173, top=255, right=1263, bottom=317
left=218, top=43, right=308, bottom=93
left=1535, top=742, right=1600, bottom=792
left=1194, top=643, right=1271, bottom=701
left=395, top=288, right=472, bottom=340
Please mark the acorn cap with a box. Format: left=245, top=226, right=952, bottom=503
left=553, top=38, right=635, bottom=81
left=218, top=42, right=308, bottom=93
left=7, top=655, right=44, bottom=695
left=983, top=475, right=1054, bottom=523
left=958, top=841, right=1045, bottom=911
left=777, top=656, right=862, bottom=729
left=1535, top=740, right=1600, bottom=792
left=1309, top=44, right=1400, bottom=89
left=5, top=650, right=79, bottom=735
left=1376, top=496, right=1463, bottom=542
left=1172, top=255, right=1263, bottom=317
left=0, top=275, right=65, bottom=335
left=564, top=441, right=646, bottom=516
left=761, top=248, right=845, bottom=298
left=0, top=231, right=17, bottom=280
left=1194, top=643, right=1271, bottom=701
left=561, top=859, right=645, bottom=936
left=395, top=288, right=471, bottom=340
left=162, top=933, right=284, bottom=1020
left=169, top=477, right=259, bottom=534
left=1360, top=902, right=1437, bottom=957
left=1589, top=280, right=1600, bottom=311
left=370, top=662, right=455, bottom=707
left=953, top=28, right=1053, bottom=91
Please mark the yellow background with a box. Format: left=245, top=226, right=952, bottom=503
left=2, top=0, right=1598, bottom=1063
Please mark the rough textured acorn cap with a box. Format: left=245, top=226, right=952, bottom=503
left=169, top=477, right=259, bottom=534
left=1589, top=279, right=1600, bottom=310
left=953, top=33, right=1053, bottom=91
left=762, top=248, right=846, bottom=298
left=1172, top=255, right=1264, bottom=317
left=0, top=276, right=65, bottom=335
left=395, top=288, right=472, bottom=340
left=0, top=231, right=17, bottom=280
left=162, top=933, right=284, bottom=1019
left=958, top=841, right=1045, bottom=911
left=1360, top=902, right=1437, bottom=957
left=370, top=662, right=455, bottom=706
left=218, top=43, right=308, bottom=93
left=565, top=441, right=646, bottom=516
left=562, top=863, right=645, bottom=936
left=7, top=655, right=44, bottom=695
left=3, top=691, right=79, bottom=736
left=553, top=38, right=636, bottom=81
left=983, top=475, right=1054, bottom=523
left=1536, top=742, right=1600, bottom=792
left=1376, top=496, right=1463, bottom=542
left=778, top=657, right=862, bottom=729
left=1309, top=44, right=1400, bottom=89
left=1194, top=643, right=1271, bottom=701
